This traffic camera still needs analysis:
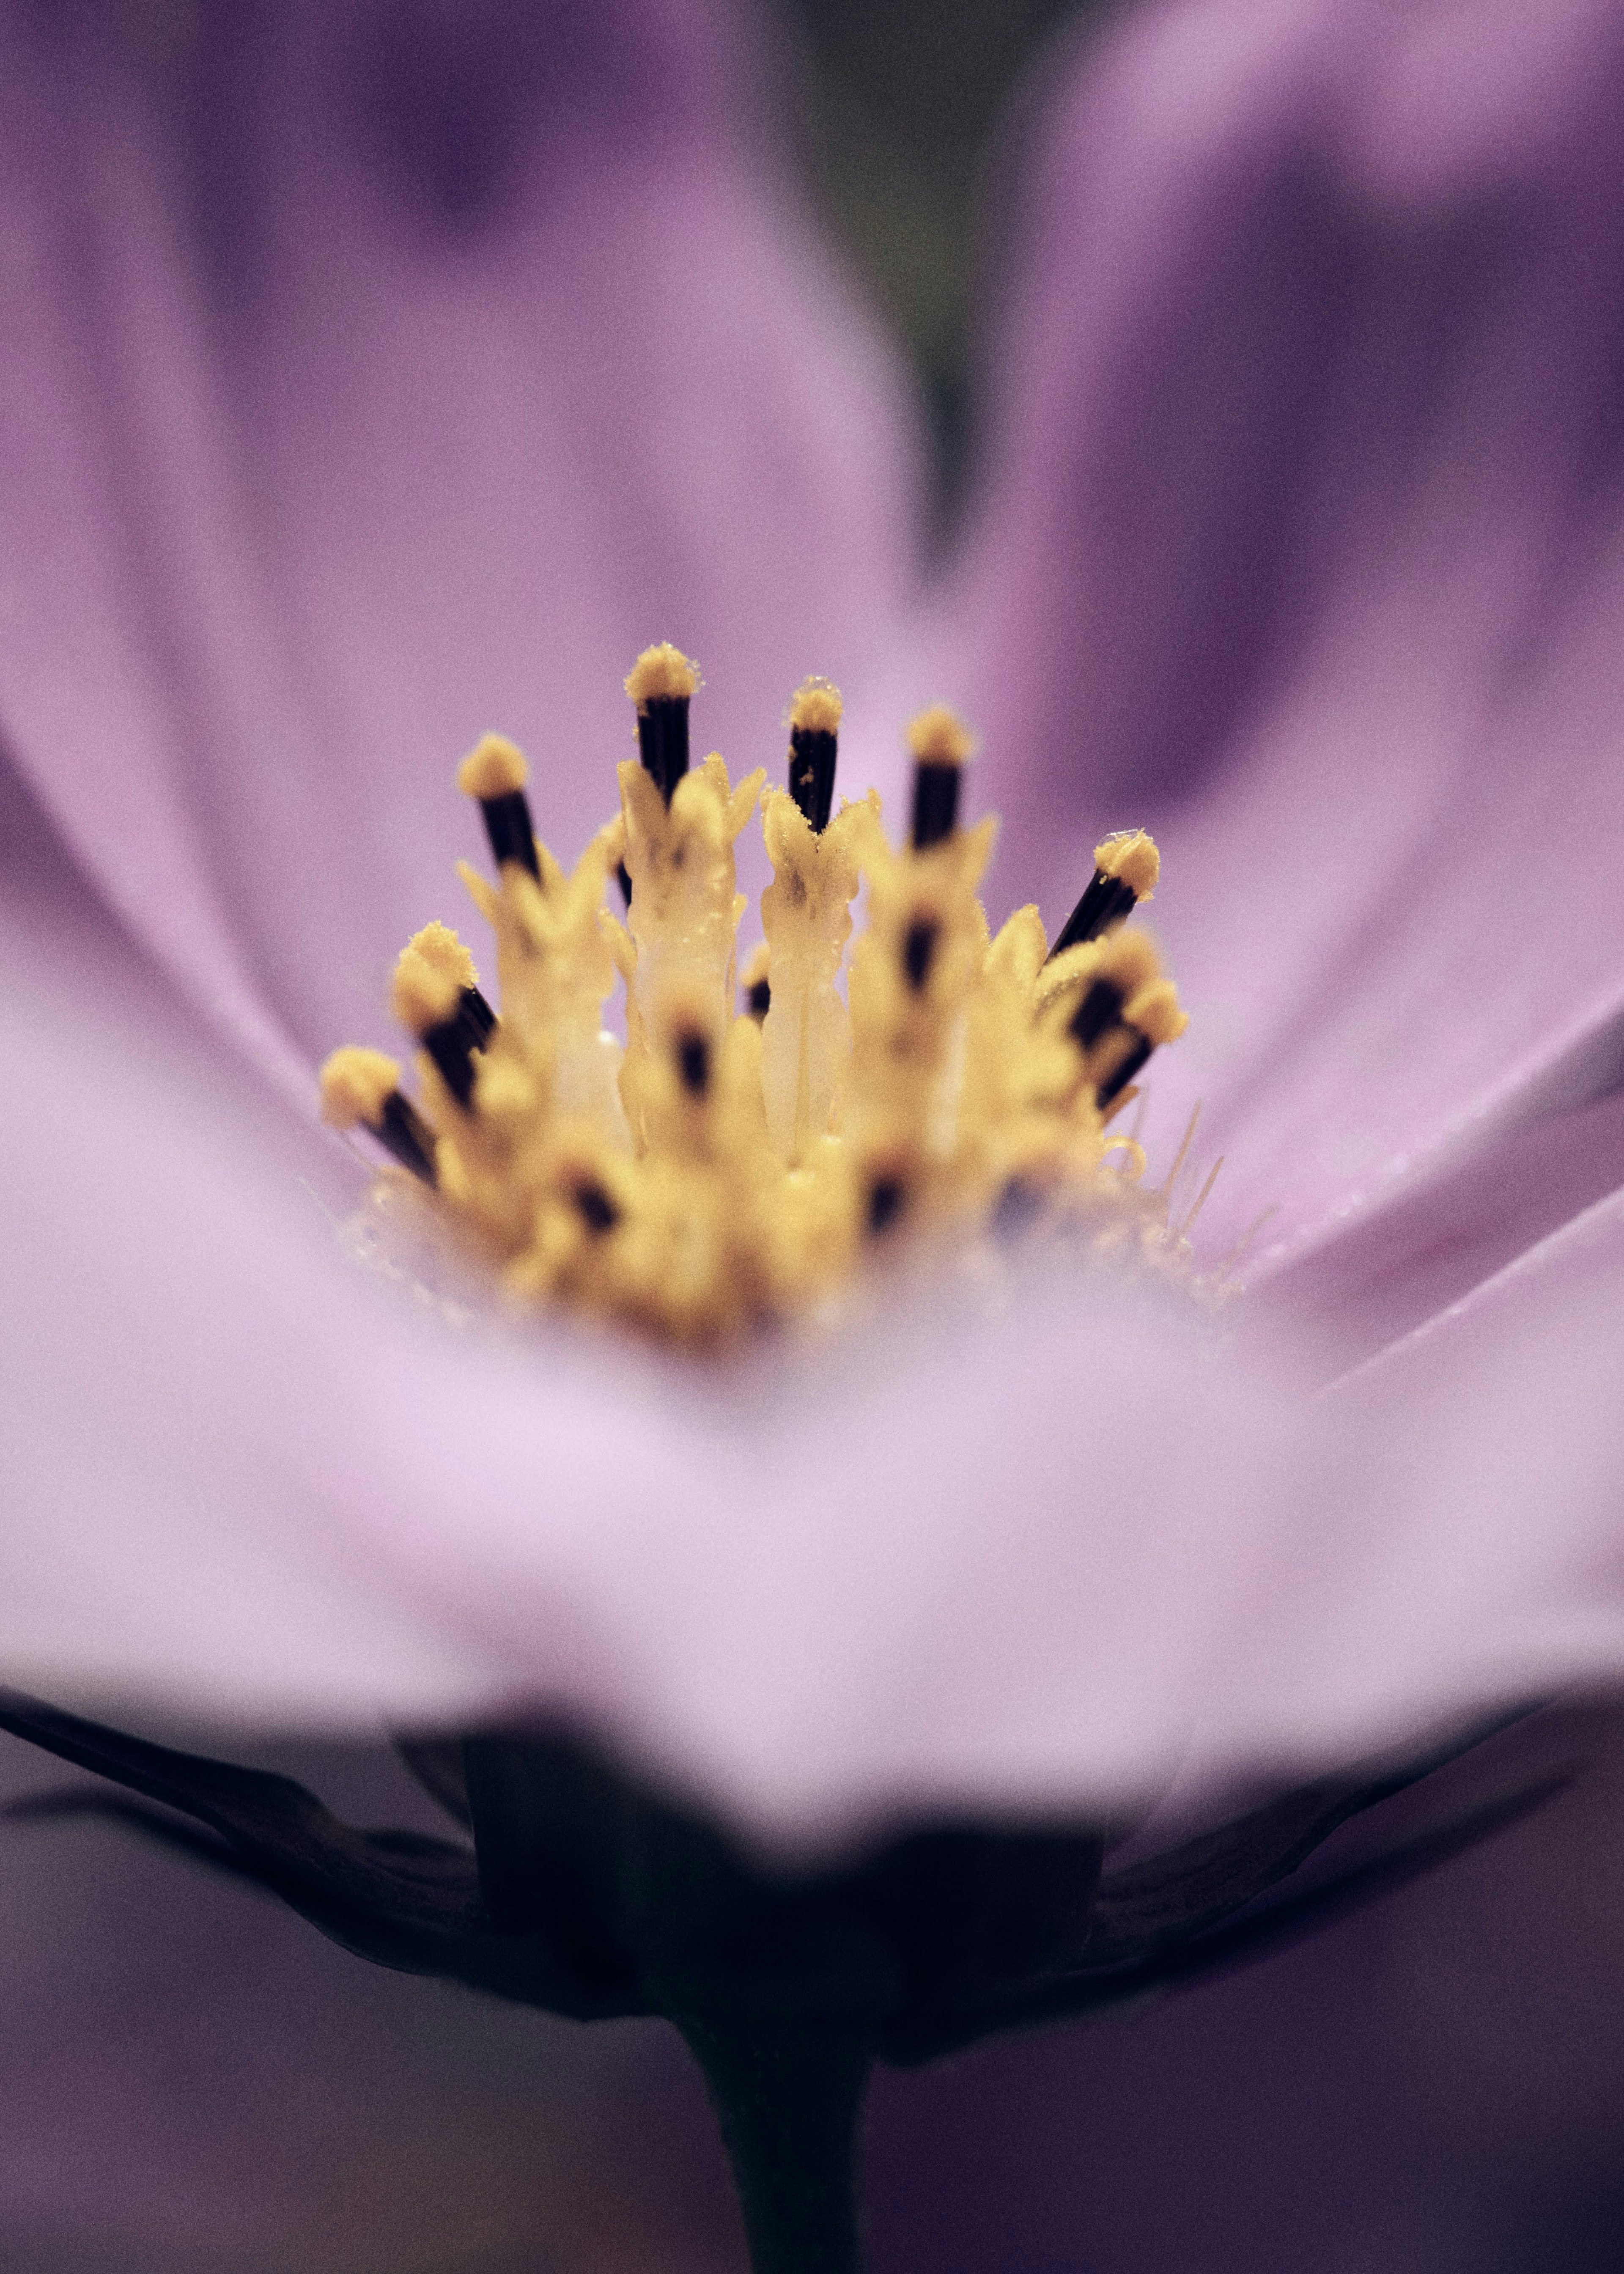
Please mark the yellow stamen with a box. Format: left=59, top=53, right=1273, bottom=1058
left=624, top=642, right=701, bottom=707
left=319, top=1046, right=401, bottom=1131
left=457, top=733, right=529, bottom=801
left=321, top=656, right=1220, bottom=1346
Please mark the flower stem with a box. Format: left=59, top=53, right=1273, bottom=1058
left=679, top=2015, right=872, bottom=2274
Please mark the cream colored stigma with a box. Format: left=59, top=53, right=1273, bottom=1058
left=321, top=654, right=1217, bottom=1346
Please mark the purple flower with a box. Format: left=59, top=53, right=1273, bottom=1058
left=4, top=0, right=1624, bottom=2264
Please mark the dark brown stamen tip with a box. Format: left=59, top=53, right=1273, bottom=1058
left=1049, top=872, right=1137, bottom=960
left=574, top=1179, right=619, bottom=1233
left=479, top=790, right=540, bottom=882
left=677, top=1031, right=711, bottom=1096
left=637, top=695, right=691, bottom=805
left=1070, top=978, right=1125, bottom=1051
left=376, top=1091, right=438, bottom=1184
left=424, top=1017, right=480, bottom=1107
left=910, top=761, right=961, bottom=851
left=746, top=975, right=771, bottom=1022
left=457, top=986, right=497, bottom=1049
left=788, top=724, right=838, bottom=833
left=867, top=1175, right=906, bottom=1237
left=902, top=917, right=938, bottom=991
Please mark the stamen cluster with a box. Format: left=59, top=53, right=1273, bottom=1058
left=321, top=646, right=1199, bottom=1346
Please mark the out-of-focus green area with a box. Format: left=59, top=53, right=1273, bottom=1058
left=775, top=0, right=1117, bottom=519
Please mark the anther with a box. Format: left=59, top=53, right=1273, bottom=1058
left=741, top=942, right=771, bottom=1022
left=677, top=1029, right=711, bottom=1097
left=319, top=1047, right=437, bottom=1184
left=906, top=705, right=974, bottom=851
left=394, top=951, right=481, bottom=1109
left=574, top=1179, right=619, bottom=1234
left=405, top=922, right=495, bottom=1050
left=1070, top=978, right=1124, bottom=1050
left=458, top=734, right=540, bottom=882
left=867, top=1175, right=906, bottom=1236
left=786, top=676, right=842, bottom=833
left=1048, top=830, right=1160, bottom=960
left=625, top=642, right=700, bottom=805
left=903, top=917, right=938, bottom=991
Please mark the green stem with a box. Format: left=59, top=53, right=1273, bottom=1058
left=679, top=2015, right=872, bottom=2274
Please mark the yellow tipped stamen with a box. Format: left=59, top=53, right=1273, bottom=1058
left=1049, top=827, right=1162, bottom=958
left=320, top=1046, right=401, bottom=1131
left=625, top=642, right=701, bottom=707
left=905, top=705, right=974, bottom=767
left=786, top=676, right=843, bottom=833
left=321, top=658, right=1216, bottom=1345
left=1095, top=828, right=1159, bottom=901
left=458, top=734, right=539, bottom=880
left=457, top=733, right=529, bottom=800
left=788, top=676, right=844, bottom=736
left=392, top=950, right=462, bottom=1038
left=625, top=644, right=701, bottom=805
left=906, top=705, right=974, bottom=852
left=319, top=1047, right=437, bottom=1184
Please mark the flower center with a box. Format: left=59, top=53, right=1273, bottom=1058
left=320, top=645, right=1211, bottom=1346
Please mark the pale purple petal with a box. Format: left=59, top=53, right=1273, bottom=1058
left=945, top=0, right=1624, bottom=1263
left=8, top=888, right=1624, bottom=1845
left=0, top=0, right=921, bottom=1093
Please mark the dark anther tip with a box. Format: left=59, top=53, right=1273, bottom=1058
left=902, top=917, right=939, bottom=992
left=574, top=1179, right=619, bottom=1234
left=1070, top=978, right=1125, bottom=1052
left=867, top=1176, right=906, bottom=1236
left=677, top=1031, right=711, bottom=1096
left=479, top=790, right=540, bottom=882
left=1049, top=871, right=1136, bottom=960
left=376, top=1091, right=438, bottom=1184
left=746, top=976, right=771, bottom=1022
left=788, top=724, right=838, bottom=834
left=910, top=761, right=961, bottom=851
left=637, top=695, right=691, bottom=805
left=423, top=1015, right=483, bottom=1109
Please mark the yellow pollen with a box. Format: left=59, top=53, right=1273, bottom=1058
left=905, top=704, right=975, bottom=767
left=1094, top=828, right=1159, bottom=901
left=625, top=642, right=701, bottom=708
left=457, top=733, right=529, bottom=800
left=406, top=921, right=480, bottom=993
left=788, top=676, right=844, bottom=735
left=324, top=662, right=1218, bottom=1347
left=392, top=949, right=461, bottom=1037
left=319, top=1046, right=401, bottom=1130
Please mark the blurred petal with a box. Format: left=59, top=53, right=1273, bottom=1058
left=0, top=0, right=920, bottom=1093
left=7, top=886, right=1624, bottom=1848
left=948, top=0, right=1624, bottom=1260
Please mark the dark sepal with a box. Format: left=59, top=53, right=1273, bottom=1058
left=896, top=1770, right=1569, bottom=2060
left=395, top=1735, right=473, bottom=1829
left=880, top=1708, right=1552, bottom=2064
left=0, top=1692, right=635, bottom=2020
